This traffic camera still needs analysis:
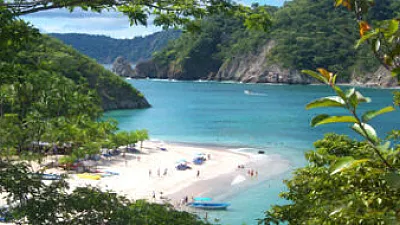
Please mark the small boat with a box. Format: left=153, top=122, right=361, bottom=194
left=31, top=173, right=61, bottom=180
left=193, top=197, right=212, bottom=202
left=188, top=202, right=230, bottom=210
left=40, top=173, right=62, bottom=180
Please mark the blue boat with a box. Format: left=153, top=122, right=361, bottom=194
left=193, top=197, right=212, bottom=202
left=40, top=174, right=61, bottom=180
left=187, top=202, right=230, bottom=210
left=32, top=173, right=61, bottom=180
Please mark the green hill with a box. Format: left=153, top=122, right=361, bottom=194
left=50, top=30, right=181, bottom=64
left=0, top=24, right=150, bottom=111
left=134, top=0, right=399, bottom=85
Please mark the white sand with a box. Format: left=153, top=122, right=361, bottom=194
left=60, top=141, right=250, bottom=202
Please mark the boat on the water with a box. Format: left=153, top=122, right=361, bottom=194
left=187, top=202, right=231, bottom=210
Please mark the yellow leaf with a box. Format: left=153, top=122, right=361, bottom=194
left=359, top=21, right=371, bottom=37
left=335, top=0, right=343, bottom=7
left=317, top=68, right=332, bottom=80
left=342, top=0, right=352, bottom=10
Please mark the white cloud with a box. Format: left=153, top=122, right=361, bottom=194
left=22, top=9, right=161, bottom=39
left=21, top=0, right=288, bottom=38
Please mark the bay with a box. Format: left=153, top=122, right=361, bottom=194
left=105, top=79, right=399, bottom=225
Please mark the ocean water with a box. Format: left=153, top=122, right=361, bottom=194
left=104, top=79, right=400, bottom=225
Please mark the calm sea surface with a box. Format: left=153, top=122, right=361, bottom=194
left=105, top=79, right=400, bottom=225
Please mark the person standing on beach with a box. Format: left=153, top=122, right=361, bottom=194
left=163, top=168, right=168, bottom=176
left=196, top=170, right=200, bottom=178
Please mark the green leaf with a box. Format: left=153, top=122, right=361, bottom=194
left=306, top=96, right=345, bottom=110
left=311, top=115, right=358, bottom=127
left=385, top=19, right=399, bottom=37
left=391, top=68, right=400, bottom=78
left=345, top=88, right=355, bottom=98
left=362, top=106, right=395, bottom=122
left=377, top=141, right=391, bottom=151
left=334, top=0, right=343, bottom=7
left=384, top=172, right=400, bottom=190
left=333, top=86, right=346, bottom=101
left=355, top=31, right=378, bottom=48
left=331, top=74, right=337, bottom=85
left=301, top=70, right=328, bottom=84
left=330, top=156, right=370, bottom=175
left=351, top=123, right=378, bottom=143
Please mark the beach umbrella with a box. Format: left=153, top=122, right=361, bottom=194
left=176, top=159, right=188, bottom=164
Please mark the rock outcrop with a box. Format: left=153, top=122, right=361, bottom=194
left=112, top=56, right=136, bottom=77
left=134, top=41, right=397, bottom=87
left=350, top=66, right=398, bottom=87
left=209, top=41, right=313, bottom=84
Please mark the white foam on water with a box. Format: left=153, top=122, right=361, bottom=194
left=231, top=175, right=246, bottom=186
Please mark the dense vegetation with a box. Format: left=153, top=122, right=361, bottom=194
left=150, top=0, right=400, bottom=81
left=3, top=33, right=150, bottom=111
left=262, top=0, right=400, bottom=223
left=51, top=30, right=181, bottom=64
left=0, top=0, right=270, bottom=224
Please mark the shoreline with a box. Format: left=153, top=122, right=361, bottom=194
left=38, top=140, right=291, bottom=208
left=125, top=78, right=399, bottom=90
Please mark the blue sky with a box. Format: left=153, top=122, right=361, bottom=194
left=22, top=0, right=288, bottom=39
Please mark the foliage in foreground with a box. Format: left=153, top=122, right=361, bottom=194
left=263, top=0, right=400, bottom=224
left=0, top=161, right=208, bottom=225
left=0, top=0, right=268, bottom=223
left=263, top=133, right=400, bottom=224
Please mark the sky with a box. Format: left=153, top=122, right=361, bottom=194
left=21, top=0, right=288, bottom=39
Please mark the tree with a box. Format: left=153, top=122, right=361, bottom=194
left=1, top=161, right=210, bottom=224
left=0, top=0, right=272, bottom=32
left=136, top=129, right=149, bottom=150
left=263, top=0, right=400, bottom=224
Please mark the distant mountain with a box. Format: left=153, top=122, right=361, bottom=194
left=50, top=30, right=181, bottom=64
left=134, top=0, right=399, bottom=87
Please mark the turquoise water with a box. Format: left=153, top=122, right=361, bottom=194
left=105, top=80, right=399, bottom=224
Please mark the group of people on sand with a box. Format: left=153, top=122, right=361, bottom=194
left=247, top=168, right=258, bottom=177
left=149, top=168, right=168, bottom=178
left=237, top=164, right=258, bottom=177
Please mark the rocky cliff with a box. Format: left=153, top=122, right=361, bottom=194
left=349, top=66, right=398, bottom=88
left=112, top=56, right=136, bottom=77
left=208, top=41, right=313, bottom=84
left=134, top=41, right=315, bottom=84
left=135, top=40, right=398, bottom=87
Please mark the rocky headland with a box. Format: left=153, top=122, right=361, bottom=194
left=133, top=41, right=398, bottom=87
left=112, top=56, right=136, bottom=78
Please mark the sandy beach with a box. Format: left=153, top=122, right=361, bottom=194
left=0, top=140, right=291, bottom=211
left=47, top=141, right=260, bottom=205
left=0, top=140, right=291, bottom=225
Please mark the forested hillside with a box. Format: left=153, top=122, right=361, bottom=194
left=135, top=0, right=399, bottom=85
left=51, top=30, right=181, bottom=64
left=1, top=23, right=150, bottom=111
